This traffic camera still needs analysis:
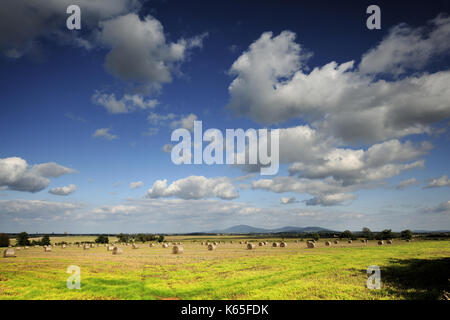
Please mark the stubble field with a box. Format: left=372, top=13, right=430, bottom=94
left=1, top=237, right=449, bottom=300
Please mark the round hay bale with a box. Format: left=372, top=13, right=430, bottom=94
left=239, top=241, right=243, bottom=244
left=90, top=244, right=95, bottom=248
left=348, top=240, right=352, bottom=244
left=107, top=245, right=114, bottom=251
left=387, top=240, right=393, bottom=244
left=334, top=240, right=339, bottom=244
left=258, top=242, right=264, bottom=246
left=272, top=242, right=279, bottom=247
left=3, top=248, right=16, bottom=258
left=112, top=247, right=123, bottom=255
left=132, top=243, right=138, bottom=249
left=213, top=242, right=218, bottom=246
left=45, top=246, right=52, bottom=252
left=307, top=242, right=316, bottom=248
left=62, top=244, right=66, bottom=249
left=207, top=244, right=216, bottom=251
left=149, top=243, right=155, bottom=247
left=201, top=242, right=205, bottom=245
left=162, top=243, right=168, bottom=248
left=247, top=243, right=255, bottom=250
left=280, top=242, right=287, bottom=248
left=378, top=240, right=384, bottom=245
left=172, top=245, right=183, bottom=254
left=83, top=245, right=89, bottom=250
left=230, top=241, right=233, bottom=244
left=325, top=241, right=331, bottom=246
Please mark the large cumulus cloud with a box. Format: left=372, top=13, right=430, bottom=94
left=0, top=157, right=76, bottom=192
left=226, top=16, right=450, bottom=144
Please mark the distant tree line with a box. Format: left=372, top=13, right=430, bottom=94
left=10, top=232, right=52, bottom=246
left=116, top=233, right=165, bottom=243
left=245, top=228, right=419, bottom=240
left=2, top=229, right=446, bottom=248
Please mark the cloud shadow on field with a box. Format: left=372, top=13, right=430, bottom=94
left=380, top=257, right=450, bottom=300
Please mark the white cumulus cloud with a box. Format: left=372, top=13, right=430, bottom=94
left=0, top=157, right=76, bottom=193
left=130, top=181, right=143, bottom=189
left=145, top=176, right=239, bottom=200
left=92, top=128, right=118, bottom=140
left=49, top=184, right=77, bottom=196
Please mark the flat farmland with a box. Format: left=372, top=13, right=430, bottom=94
left=0, top=238, right=449, bottom=300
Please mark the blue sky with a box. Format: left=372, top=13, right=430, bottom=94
left=0, top=0, right=449, bottom=233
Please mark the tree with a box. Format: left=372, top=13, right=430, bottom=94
left=362, top=227, right=373, bottom=239
left=341, top=230, right=353, bottom=239
left=17, top=232, right=30, bottom=246
left=0, top=233, right=10, bottom=247
left=41, top=234, right=51, bottom=246
left=380, top=229, right=394, bottom=240
left=117, top=233, right=129, bottom=243
left=157, top=235, right=165, bottom=243
left=400, top=229, right=412, bottom=240
left=312, top=233, right=320, bottom=241
left=95, top=235, right=109, bottom=244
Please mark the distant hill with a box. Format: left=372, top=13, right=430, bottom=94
left=207, top=224, right=334, bottom=234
